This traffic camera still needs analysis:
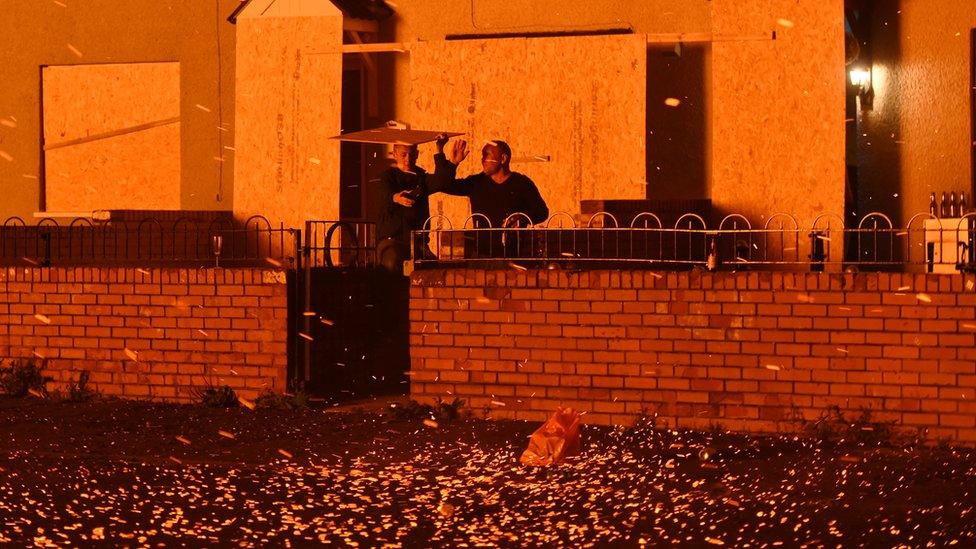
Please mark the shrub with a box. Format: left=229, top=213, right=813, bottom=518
left=57, top=370, right=99, bottom=403
left=386, top=397, right=466, bottom=422
left=802, top=405, right=899, bottom=446
left=195, top=385, right=239, bottom=408
left=616, top=407, right=664, bottom=448
left=255, top=387, right=311, bottom=410
left=0, top=359, right=52, bottom=397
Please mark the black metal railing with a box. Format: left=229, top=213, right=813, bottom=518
left=0, top=215, right=300, bottom=268
left=303, top=220, right=376, bottom=268
left=5, top=211, right=973, bottom=273
left=411, top=211, right=976, bottom=272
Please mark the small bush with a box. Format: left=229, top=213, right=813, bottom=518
left=195, top=385, right=239, bottom=408
left=617, top=408, right=663, bottom=448
left=802, top=405, right=899, bottom=446
left=0, top=359, right=52, bottom=397
left=255, top=387, right=311, bottom=410
left=386, top=397, right=466, bottom=422
left=56, top=370, right=99, bottom=403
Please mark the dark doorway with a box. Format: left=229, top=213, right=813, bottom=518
left=301, top=266, right=408, bottom=402
left=646, top=44, right=708, bottom=201
left=340, top=66, right=365, bottom=220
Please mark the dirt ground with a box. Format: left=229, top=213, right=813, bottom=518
left=1, top=396, right=975, bottom=547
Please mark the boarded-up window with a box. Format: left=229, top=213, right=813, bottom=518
left=42, top=62, right=181, bottom=212
left=409, top=35, right=647, bottom=226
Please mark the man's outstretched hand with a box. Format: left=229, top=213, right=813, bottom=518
left=435, top=133, right=468, bottom=166
left=447, top=139, right=468, bottom=166
left=392, top=191, right=416, bottom=207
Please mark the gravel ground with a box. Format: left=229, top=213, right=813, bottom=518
left=1, top=397, right=975, bottom=547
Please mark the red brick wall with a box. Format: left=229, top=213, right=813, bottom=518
left=410, top=269, right=976, bottom=443
left=0, top=268, right=290, bottom=401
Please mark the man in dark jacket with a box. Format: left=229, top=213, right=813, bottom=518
left=376, top=144, right=430, bottom=272
left=429, top=135, right=548, bottom=258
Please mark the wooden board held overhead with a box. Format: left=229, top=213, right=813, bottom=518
left=330, top=128, right=463, bottom=145
left=409, top=34, right=647, bottom=228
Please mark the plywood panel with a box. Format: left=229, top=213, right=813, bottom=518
left=237, top=0, right=342, bottom=18
left=710, top=0, right=845, bottom=230
left=42, top=62, right=181, bottom=211
left=42, top=63, right=180, bottom=144
left=409, top=35, right=646, bottom=227
left=331, top=128, right=463, bottom=145
left=233, top=15, right=343, bottom=229
left=46, top=124, right=180, bottom=211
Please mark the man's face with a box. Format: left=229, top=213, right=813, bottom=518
left=481, top=145, right=505, bottom=176
left=393, top=145, right=418, bottom=170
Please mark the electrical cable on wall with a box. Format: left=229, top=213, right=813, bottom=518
left=215, top=0, right=225, bottom=203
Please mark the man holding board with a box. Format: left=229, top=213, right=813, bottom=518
left=331, top=125, right=463, bottom=272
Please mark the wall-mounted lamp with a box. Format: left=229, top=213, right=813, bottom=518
left=849, top=68, right=874, bottom=110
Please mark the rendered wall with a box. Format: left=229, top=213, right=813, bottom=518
left=858, top=2, right=976, bottom=225
left=409, top=35, right=647, bottom=224
left=410, top=268, right=976, bottom=443
left=233, top=14, right=343, bottom=229
left=0, top=268, right=289, bottom=401
left=0, top=0, right=239, bottom=220
left=710, top=0, right=845, bottom=229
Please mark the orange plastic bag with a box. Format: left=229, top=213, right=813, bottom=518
left=519, top=407, right=581, bottom=466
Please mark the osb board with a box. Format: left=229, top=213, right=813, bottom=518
left=45, top=124, right=180, bottom=211
left=331, top=128, right=463, bottom=145
left=42, top=63, right=180, bottom=144
left=409, top=35, right=646, bottom=227
left=41, top=62, right=181, bottom=211
left=710, top=0, right=845, bottom=232
left=457, top=0, right=710, bottom=34
left=237, top=0, right=342, bottom=18
left=233, top=15, right=342, bottom=229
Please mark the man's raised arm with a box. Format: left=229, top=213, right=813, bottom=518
left=428, top=134, right=470, bottom=196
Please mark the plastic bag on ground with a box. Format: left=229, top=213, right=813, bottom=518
left=519, top=407, right=581, bottom=466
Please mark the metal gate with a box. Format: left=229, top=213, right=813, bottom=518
left=291, top=221, right=409, bottom=402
